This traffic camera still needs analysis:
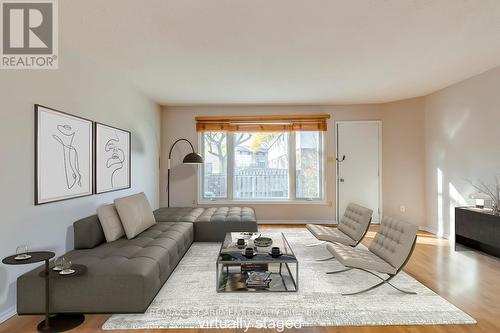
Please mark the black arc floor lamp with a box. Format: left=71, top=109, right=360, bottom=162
left=167, top=138, right=204, bottom=207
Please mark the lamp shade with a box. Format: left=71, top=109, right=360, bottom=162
left=183, top=152, right=204, bottom=164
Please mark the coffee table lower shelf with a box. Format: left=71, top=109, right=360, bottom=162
left=216, top=262, right=298, bottom=292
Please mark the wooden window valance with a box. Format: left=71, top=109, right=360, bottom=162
left=195, top=114, right=330, bottom=132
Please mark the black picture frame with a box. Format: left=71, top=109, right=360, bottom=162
left=94, top=122, right=131, bottom=194
left=34, top=104, right=94, bottom=205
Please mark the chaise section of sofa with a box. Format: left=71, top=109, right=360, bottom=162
left=17, top=215, right=193, bottom=314
left=154, top=206, right=258, bottom=241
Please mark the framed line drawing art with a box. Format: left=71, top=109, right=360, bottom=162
left=35, top=104, right=94, bottom=205
left=95, top=123, right=131, bottom=194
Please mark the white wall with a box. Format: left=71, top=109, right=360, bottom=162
left=0, top=51, right=160, bottom=321
left=424, top=65, right=500, bottom=238
left=160, top=100, right=426, bottom=225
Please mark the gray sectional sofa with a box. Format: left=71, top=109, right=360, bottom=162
left=17, top=206, right=257, bottom=314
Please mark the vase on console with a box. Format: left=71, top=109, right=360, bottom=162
left=493, top=202, right=500, bottom=216
left=468, top=177, right=500, bottom=216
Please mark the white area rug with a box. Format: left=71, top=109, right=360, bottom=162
left=103, top=229, right=475, bottom=330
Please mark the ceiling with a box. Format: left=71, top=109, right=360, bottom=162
left=62, top=0, right=500, bottom=105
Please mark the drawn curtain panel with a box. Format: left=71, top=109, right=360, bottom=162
left=35, top=105, right=93, bottom=205
left=95, top=123, right=131, bottom=194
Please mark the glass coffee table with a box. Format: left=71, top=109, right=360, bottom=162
left=216, top=232, right=298, bottom=292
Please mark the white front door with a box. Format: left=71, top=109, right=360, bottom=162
left=336, top=121, right=381, bottom=223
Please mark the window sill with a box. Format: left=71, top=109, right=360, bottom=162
left=197, top=199, right=327, bottom=205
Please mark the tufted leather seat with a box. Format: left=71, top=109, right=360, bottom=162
left=327, top=216, right=417, bottom=274
left=368, top=216, right=418, bottom=270
left=307, top=224, right=357, bottom=245
left=306, top=203, right=373, bottom=245
left=326, top=242, right=397, bottom=274
left=17, top=221, right=193, bottom=314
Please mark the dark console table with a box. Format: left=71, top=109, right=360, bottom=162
left=455, top=207, right=500, bottom=258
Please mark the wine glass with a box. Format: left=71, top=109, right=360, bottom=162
left=53, top=257, right=65, bottom=271
left=15, top=245, right=29, bottom=260
left=61, top=259, right=72, bottom=274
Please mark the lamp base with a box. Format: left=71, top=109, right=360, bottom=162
left=37, top=314, right=85, bottom=332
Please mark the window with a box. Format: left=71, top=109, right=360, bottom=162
left=202, top=132, right=227, bottom=199
left=201, top=131, right=324, bottom=202
left=234, top=132, right=289, bottom=199
left=296, top=132, right=322, bottom=199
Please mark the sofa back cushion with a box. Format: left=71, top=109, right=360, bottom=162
left=97, top=204, right=125, bottom=242
left=369, top=216, right=418, bottom=269
left=73, top=215, right=105, bottom=249
left=337, top=203, right=373, bottom=242
left=115, top=192, right=156, bottom=239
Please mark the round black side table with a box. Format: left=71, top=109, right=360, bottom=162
left=2, top=252, right=87, bottom=332
left=3, top=251, right=54, bottom=332
left=37, top=264, right=87, bottom=332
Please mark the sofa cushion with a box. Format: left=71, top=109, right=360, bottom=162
left=73, top=215, right=105, bottom=249
left=196, top=207, right=256, bottom=222
left=154, top=207, right=202, bottom=222
left=153, top=206, right=258, bottom=241
left=97, top=204, right=125, bottom=242
left=154, top=206, right=256, bottom=223
left=115, top=192, right=156, bottom=239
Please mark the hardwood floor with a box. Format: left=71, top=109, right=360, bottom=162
left=2, top=225, right=500, bottom=333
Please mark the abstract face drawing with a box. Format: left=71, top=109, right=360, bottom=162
left=52, top=124, right=82, bottom=189
left=105, top=131, right=125, bottom=188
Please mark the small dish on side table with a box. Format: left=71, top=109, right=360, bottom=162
left=14, top=254, right=32, bottom=260
left=59, top=269, right=76, bottom=275
left=40, top=264, right=87, bottom=278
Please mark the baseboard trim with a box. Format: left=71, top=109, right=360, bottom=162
left=419, top=226, right=449, bottom=239
left=258, top=220, right=336, bottom=225
left=419, top=226, right=436, bottom=234
left=0, top=306, right=16, bottom=324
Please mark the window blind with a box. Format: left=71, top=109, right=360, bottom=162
left=195, top=114, right=330, bottom=132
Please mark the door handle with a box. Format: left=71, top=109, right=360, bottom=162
left=339, top=178, right=344, bottom=182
